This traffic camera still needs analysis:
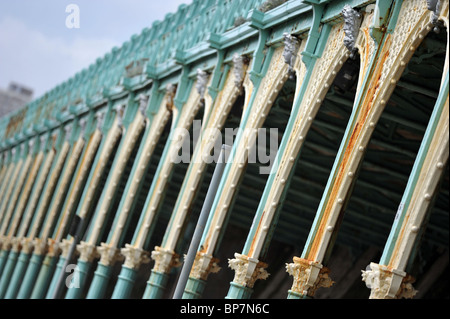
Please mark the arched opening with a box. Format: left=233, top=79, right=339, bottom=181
left=57, top=112, right=123, bottom=299
left=163, top=87, right=248, bottom=299
left=120, top=94, right=207, bottom=298
left=317, top=25, right=448, bottom=299
left=98, top=109, right=175, bottom=299
left=133, top=81, right=250, bottom=298
left=175, top=92, right=247, bottom=258
left=249, top=53, right=361, bottom=298
left=183, top=72, right=297, bottom=298
left=79, top=135, right=122, bottom=242
left=74, top=116, right=148, bottom=299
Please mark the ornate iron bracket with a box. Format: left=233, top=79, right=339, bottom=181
left=115, top=104, right=126, bottom=127
left=342, top=5, right=362, bottom=58
left=196, top=69, right=210, bottom=100
left=232, top=53, right=249, bottom=88
left=95, top=111, right=106, bottom=130
left=165, top=83, right=177, bottom=110
left=283, top=32, right=300, bottom=79
left=138, top=94, right=149, bottom=115
left=427, top=0, right=444, bottom=33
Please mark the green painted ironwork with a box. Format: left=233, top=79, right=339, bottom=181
left=0, top=0, right=447, bottom=300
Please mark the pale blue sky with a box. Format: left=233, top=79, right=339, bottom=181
left=0, top=0, right=191, bottom=99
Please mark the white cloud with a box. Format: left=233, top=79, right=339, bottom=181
left=0, top=16, right=119, bottom=98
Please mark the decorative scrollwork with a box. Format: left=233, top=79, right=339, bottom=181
left=283, top=33, right=300, bottom=78
left=427, top=0, right=444, bottom=32
left=362, top=262, right=417, bottom=299
left=232, top=53, right=249, bottom=88
left=166, top=83, right=177, bottom=109
left=342, top=5, right=362, bottom=58
left=196, top=69, right=210, bottom=100
left=115, top=104, right=126, bottom=127
left=95, top=111, right=105, bottom=129
left=286, top=257, right=334, bottom=297
left=138, top=94, right=149, bottom=115
left=79, top=117, right=87, bottom=134
left=121, top=244, right=151, bottom=269
left=228, top=253, right=269, bottom=288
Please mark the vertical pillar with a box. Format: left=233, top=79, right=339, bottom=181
left=46, top=109, right=123, bottom=299
left=145, top=58, right=245, bottom=299
left=2, top=145, right=34, bottom=226
left=0, top=141, right=34, bottom=242
left=0, top=152, right=7, bottom=191
left=0, top=145, right=20, bottom=227
left=90, top=88, right=172, bottom=299
left=0, top=150, right=15, bottom=222
left=134, top=75, right=206, bottom=298
left=0, top=135, right=55, bottom=292
left=0, top=143, right=28, bottom=279
left=0, top=137, right=42, bottom=298
left=4, top=140, right=44, bottom=246
left=31, top=123, right=103, bottom=299
left=225, top=1, right=356, bottom=298
left=111, top=245, right=149, bottom=299
left=10, top=129, right=70, bottom=299
left=362, top=9, right=449, bottom=296
left=0, top=143, right=27, bottom=239
left=13, top=125, right=84, bottom=299
left=182, top=24, right=292, bottom=298
left=66, top=96, right=146, bottom=299
left=0, top=147, right=15, bottom=277
left=109, top=66, right=204, bottom=299
left=10, top=134, right=55, bottom=251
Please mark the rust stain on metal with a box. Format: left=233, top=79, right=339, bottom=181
left=248, top=210, right=266, bottom=257
left=199, top=237, right=209, bottom=254
left=388, top=213, right=411, bottom=268
left=47, top=238, right=57, bottom=255
left=307, top=35, right=392, bottom=261
left=52, top=134, right=58, bottom=150
left=166, top=85, right=177, bottom=111
left=5, top=109, right=26, bottom=138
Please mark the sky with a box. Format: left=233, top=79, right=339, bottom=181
left=0, top=0, right=192, bottom=100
